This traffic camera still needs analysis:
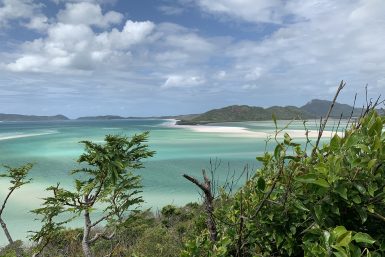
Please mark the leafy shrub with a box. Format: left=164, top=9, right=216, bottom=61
left=183, top=110, right=385, bottom=256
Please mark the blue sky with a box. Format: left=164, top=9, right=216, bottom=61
left=0, top=0, right=384, bottom=118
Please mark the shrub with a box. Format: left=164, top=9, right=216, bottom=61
left=183, top=110, right=385, bottom=256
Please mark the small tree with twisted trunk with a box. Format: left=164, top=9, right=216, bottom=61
left=0, top=163, right=33, bottom=257
left=31, top=132, right=155, bottom=257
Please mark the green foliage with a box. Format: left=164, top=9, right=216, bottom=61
left=0, top=240, right=24, bottom=257
left=178, top=105, right=313, bottom=124
left=130, top=225, right=182, bottom=257
left=29, top=205, right=204, bottom=257
left=0, top=164, right=33, bottom=257
left=31, top=132, right=155, bottom=256
left=184, top=110, right=385, bottom=256
left=0, top=163, right=33, bottom=201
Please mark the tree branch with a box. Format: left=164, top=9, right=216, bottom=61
left=312, top=80, right=345, bottom=156
left=183, top=169, right=217, bottom=242
left=88, top=230, right=116, bottom=244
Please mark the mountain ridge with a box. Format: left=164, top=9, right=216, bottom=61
left=0, top=114, right=69, bottom=121
left=0, top=99, right=383, bottom=122
left=176, top=99, right=384, bottom=125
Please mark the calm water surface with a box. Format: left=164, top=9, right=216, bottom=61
left=0, top=119, right=341, bottom=244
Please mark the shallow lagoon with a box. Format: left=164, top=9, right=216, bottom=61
left=0, top=118, right=343, bottom=244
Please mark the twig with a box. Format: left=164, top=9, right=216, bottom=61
left=312, top=80, right=346, bottom=156
left=183, top=170, right=218, bottom=242
left=346, top=93, right=357, bottom=130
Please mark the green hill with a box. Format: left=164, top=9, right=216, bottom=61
left=0, top=114, right=69, bottom=121
left=300, top=99, right=362, bottom=118
left=176, top=105, right=313, bottom=125
left=176, top=99, right=383, bottom=125
left=76, top=115, right=126, bottom=120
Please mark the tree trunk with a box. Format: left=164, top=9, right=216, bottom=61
left=0, top=217, right=23, bottom=257
left=82, top=210, right=93, bottom=257
left=183, top=170, right=218, bottom=242
left=204, top=190, right=217, bottom=242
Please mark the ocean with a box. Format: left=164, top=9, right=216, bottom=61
left=0, top=118, right=342, bottom=244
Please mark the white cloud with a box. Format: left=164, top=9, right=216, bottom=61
left=162, top=74, right=205, bottom=89
left=2, top=0, right=385, bottom=112
left=0, top=0, right=45, bottom=28
left=7, top=55, right=46, bottom=72
left=244, top=67, right=263, bottom=80
left=24, top=15, right=49, bottom=31
left=57, top=2, right=123, bottom=28
left=195, top=0, right=287, bottom=24
left=164, top=32, right=214, bottom=53
left=213, top=0, right=385, bottom=99
left=6, top=19, right=155, bottom=72
left=96, top=20, right=155, bottom=49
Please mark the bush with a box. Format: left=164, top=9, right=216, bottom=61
left=183, top=110, right=385, bottom=256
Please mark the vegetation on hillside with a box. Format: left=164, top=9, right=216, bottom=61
left=0, top=114, right=69, bottom=122
left=176, top=98, right=385, bottom=125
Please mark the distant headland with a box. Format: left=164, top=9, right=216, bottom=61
left=0, top=114, right=69, bottom=122
left=1, top=99, right=383, bottom=122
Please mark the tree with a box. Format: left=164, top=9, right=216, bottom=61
left=31, top=132, right=155, bottom=257
left=0, top=163, right=33, bottom=257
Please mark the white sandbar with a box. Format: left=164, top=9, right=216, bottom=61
left=169, top=120, right=343, bottom=139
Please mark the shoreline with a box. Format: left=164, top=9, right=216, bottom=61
left=166, top=119, right=343, bottom=138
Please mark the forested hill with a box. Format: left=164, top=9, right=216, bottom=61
left=76, top=115, right=126, bottom=120
left=176, top=105, right=314, bottom=125
left=300, top=99, right=363, bottom=118
left=0, top=114, right=69, bottom=121
left=177, top=99, right=384, bottom=124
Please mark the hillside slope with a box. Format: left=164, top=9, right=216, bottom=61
left=176, top=99, right=383, bottom=124
left=0, top=114, right=69, bottom=121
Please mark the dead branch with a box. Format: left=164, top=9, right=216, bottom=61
left=89, top=230, right=116, bottom=244
left=183, top=169, right=217, bottom=242
left=312, top=80, right=346, bottom=156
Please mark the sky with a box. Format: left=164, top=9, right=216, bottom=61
left=0, top=0, right=384, bottom=118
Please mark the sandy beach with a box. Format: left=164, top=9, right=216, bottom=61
left=167, top=119, right=343, bottom=139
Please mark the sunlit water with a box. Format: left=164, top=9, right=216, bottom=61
left=0, top=119, right=344, bottom=245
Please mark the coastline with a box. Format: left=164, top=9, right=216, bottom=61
left=167, top=119, right=343, bottom=138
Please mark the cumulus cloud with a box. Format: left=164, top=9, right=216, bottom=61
left=0, top=0, right=46, bottom=28
left=2, top=0, right=385, bottom=114
left=24, top=15, right=49, bottom=31
left=57, top=2, right=123, bottom=28
left=4, top=0, right=222, bottom=75
left=7, top=19, right=155, bottom=72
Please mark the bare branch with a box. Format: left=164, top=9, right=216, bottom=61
left=183, top=170, right=217, bottom=242
left=88, top=230, right=116, bottom=244
left=312, top=80, right=345, bottom=156
left=346, top=93, right=357, bottom=130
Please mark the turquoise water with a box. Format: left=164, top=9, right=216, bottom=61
left=0, top=119, right=343, bottom=244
